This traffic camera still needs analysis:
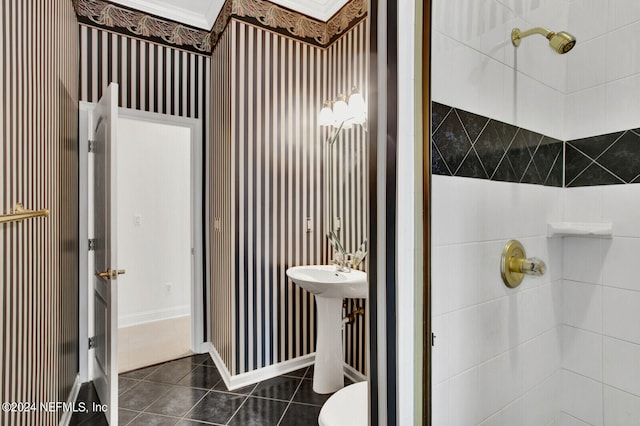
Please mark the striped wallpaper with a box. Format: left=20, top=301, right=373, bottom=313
left=209, top=26, right=234, bottom=371
left=209, top=18, right=368, bottom=376
left=79, top=25, right=210, bottom=121
left=1, top=0, right=79, bottom=425
left=325, top=21, right=368, bottom=375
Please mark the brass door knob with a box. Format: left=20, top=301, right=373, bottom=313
left=97, top=269, right=111, bottom=279
left=96, top=268, right=126, bottom=280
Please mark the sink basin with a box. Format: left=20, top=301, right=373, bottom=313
left=286, top=265, right=367, bottom=394
left=286, top=265, right=367, bottom=299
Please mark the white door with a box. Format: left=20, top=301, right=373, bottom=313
left=93, top=83, right=122, bottom=424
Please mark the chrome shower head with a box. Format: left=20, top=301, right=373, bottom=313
left=511, top=27, right=576, bottom=54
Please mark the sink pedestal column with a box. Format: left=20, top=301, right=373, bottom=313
left=313, top=296, right=345, bottom=394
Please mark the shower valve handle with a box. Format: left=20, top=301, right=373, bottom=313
left=514, top=257, right=546, bottom=276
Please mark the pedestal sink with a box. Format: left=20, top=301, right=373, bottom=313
left=286, top=265, right=367, bottom=394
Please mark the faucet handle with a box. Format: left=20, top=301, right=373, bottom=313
left=520, top=257, right=546, bottom=276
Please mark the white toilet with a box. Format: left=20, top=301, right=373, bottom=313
left=318, top=381, right=368, bottom=426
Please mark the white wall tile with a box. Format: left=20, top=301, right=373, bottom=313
left=449, top=368, right=480, bottom=426
left=520, top=283, right=562, bottom=342
left=604, top=74, right=640, bottom=134
left=447, top=306, right=481, bottom=376
left=557, top=412, right=592, bottom=426
left=561, top=369, right=603, bottom=426
left=568, top=0, right=610, bottom=42
left=477, top=296, right=511, bottom=362
left=606, top=20, right=640, bottom=81
left=432, top=175, right=482, bottom=246
left=562, top=186, right=604, bottom=223
left=432, top=380, right=451, bottom=426
left=562, top=280, right=602, bottom=333
left=603, top=185, right=640, bottom=237
left=603, top=336, right=640, bottom=396
left=431, top=32, right=456, bottom=109
left=522, top=328, right=562, bottom=392
left=561, top=325, right=603, bottom=380
left=562, top=237, right=603, bottom=284
left=602, top=237, right=640, bottom=291
left=432, top=314, right=450, bottom=385
left=564, top=86, right=606, bottom=140
left=567, top=36, right=607, bottom=93
left=502, top=398, right=524, bottom=426
left=523, top=372, right=561, bottom=426
left=480, top=9, right=518, bottom=65
left=477, top=350, right=522, bottom=422
left=603, top=286, right=640, bottom=344
left=603, top=385, right=640, bottom=426
left=479, top=411, right=503, bottom=426
left=513, top=71, right=565, bottom=140
left=432, top=243, right=481, bottom=313
left=513, top=38, right=568, bottom=93
left=449, top=41, right=484, bottom=114
left=608, top=0, right=640, bottom=31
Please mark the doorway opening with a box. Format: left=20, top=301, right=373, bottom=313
left=79, top=102, right=206, bottom=382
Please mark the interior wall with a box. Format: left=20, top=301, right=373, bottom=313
left=0, top=0, right=79, bottom=424
left=565, top=0, right=640, bottom=140
left=325, top=20, right=368, bottom=375
left=432, top=0, right=568, bottom=140
left=431, top=175, right=563, bottom=425
left=209, top=18, right=369, bottom=377
left=431, top=2, right=640, bottom=426
left=79, top=25, right=210, bottom=120
left=209, top=22, right=234, bottom=373
left=559, top=187, right=640, bottom=425
left=116, top=118, right=192, bottom=326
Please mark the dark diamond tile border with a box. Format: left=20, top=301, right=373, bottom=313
left=432, top=101, right=640, bottom=188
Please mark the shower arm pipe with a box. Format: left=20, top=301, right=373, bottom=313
left=512, top=27, right=554, bottom=45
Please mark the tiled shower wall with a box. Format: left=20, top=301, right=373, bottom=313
left=209, top=19, right=368, bottom=377
left=432, top=1, right=640, bottom=424
left=558, top=185, right=640, bottom=425
left=431, top=175, right=563, bottom=426
left=431, top=102, right=640, bottom=425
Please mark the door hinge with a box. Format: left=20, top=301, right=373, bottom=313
left=88, top=336, right=96, bottom=349
left=88, top=140, right=96, bottom=153
left=431, top=332, right=436, bottom=347
left=88, top=239, right=96, bottom=251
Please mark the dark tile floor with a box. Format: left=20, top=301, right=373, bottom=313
left=71, top=354, right=353, bottom=425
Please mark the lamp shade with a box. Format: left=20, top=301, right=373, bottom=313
left=348, top=88, right=366, bottom=125
left=332, top=95, right=349, bottom=126
left=318, top=101, right=334, bottom=127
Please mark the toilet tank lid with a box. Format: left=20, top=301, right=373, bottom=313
left=318, top=381, right=368, bottom=426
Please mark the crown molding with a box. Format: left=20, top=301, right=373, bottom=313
left=74, top=0, right=367, bottom=53
left=107, top=0, right=214, bottom=29
left=268, top=0, right=348, bottom=22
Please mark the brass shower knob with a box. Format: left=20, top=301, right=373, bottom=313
left=500, top=240, right=546, bottom=288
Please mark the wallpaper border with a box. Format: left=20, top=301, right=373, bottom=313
left=73, top=0, right=368, bottom=54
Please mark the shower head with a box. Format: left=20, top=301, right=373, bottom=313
left=511, top=27, right=576, bottom=54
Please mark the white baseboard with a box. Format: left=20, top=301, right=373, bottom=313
left=58, top=375, right=81, bottom=426
left=207, top=343, right=233, bottom=388
left=118, top=306, right=190, bottom=328
left=207, top=343, right=315, bottom=391
left=207, top=342, right=367, bottom=391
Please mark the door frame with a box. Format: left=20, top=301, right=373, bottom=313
left=79, top=102, right=206, bottom=381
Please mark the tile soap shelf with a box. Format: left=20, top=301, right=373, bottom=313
left=547, top=222, right=612, bottom=238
